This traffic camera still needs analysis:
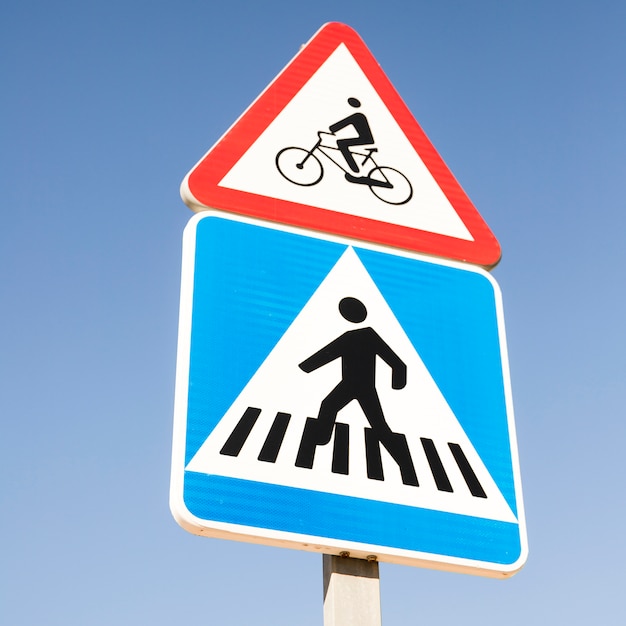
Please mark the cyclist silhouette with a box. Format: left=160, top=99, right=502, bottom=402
left=275, top=96, right=413, bottom=205
left=329, top=97, right=374, bottom=173
left=295, top=297, right=418, bottom=485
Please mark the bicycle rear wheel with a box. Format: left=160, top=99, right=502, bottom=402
left=368, top=166, right=413, bottom=205
left=276, top=147, right=323, bottom=186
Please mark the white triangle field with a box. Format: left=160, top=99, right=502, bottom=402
left=218, top=44, right=474, bottom=242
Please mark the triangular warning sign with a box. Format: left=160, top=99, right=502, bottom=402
left=186, top=247, right=515, bottom=522
left=181, top=22, right=501, bottom=268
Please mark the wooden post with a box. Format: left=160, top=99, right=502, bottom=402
left=323, top=554, right=381, bottom=626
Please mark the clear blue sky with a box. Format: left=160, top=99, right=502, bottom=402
left=2, top=1, right=625, bottom=624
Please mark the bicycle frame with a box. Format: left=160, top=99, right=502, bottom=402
left=310, top=131, right=379, bottom=176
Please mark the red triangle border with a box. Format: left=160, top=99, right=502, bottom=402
left=182, top=22, right=501, bottom=268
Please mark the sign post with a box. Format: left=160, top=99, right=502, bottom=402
left=323, top=555, right=381, bottom=626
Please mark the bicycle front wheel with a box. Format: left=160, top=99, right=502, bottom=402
left=368, top=166, right=413, bottom=205
left=275, top=147, right=323, bottom=187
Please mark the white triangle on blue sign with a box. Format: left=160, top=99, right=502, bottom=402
left=187, top=247, right=515, bottom=523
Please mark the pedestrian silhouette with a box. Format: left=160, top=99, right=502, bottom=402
left=295, top=297, right=418, bottom=485
left=329, top=97, right=375, bottom=173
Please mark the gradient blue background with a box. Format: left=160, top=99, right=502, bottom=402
left=2, top=1, right=625, bottom=624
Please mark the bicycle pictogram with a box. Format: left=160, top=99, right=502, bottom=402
left=275, top=97, right=413, bottom=206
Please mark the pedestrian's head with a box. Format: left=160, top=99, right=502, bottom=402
left=339, top=297, right=367, bottom=323
left=347, top=97, right=361, bottom=108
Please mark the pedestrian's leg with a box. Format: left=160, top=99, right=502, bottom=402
left=295, top=385, right=351, bottom=468
left=359, top=392, right=418, bottom=486
left=385, top=433, right=418, bottom=486
left=295, top=417, right=322, bottom=468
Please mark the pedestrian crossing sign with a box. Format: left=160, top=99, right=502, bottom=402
left=169, top=212, right=527, bottom=577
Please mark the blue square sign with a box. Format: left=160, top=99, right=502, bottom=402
left=170, top=211, right=527, bottom=576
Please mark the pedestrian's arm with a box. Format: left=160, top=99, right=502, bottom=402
left=299, top=337, right=343, bottom=372
left=391, top=362, right=407, bottom=390
left=375, top=335, right=407, bottom=389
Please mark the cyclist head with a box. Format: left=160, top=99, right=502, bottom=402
left=347, top=97, right=361, bottom=108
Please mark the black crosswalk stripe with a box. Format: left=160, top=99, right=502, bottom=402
left=219, top=406, right=488, bottom=498
left=448, top=442, right=487, bottom=498
left=421, top=437, right=453, bottom=492
left=258, top=412, right=291, bottom=463
left=331, top=422, right=349, bottom=475
left=364, top=427, right=384, bottom=481
left=219, top=406, right=261, bottom=457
